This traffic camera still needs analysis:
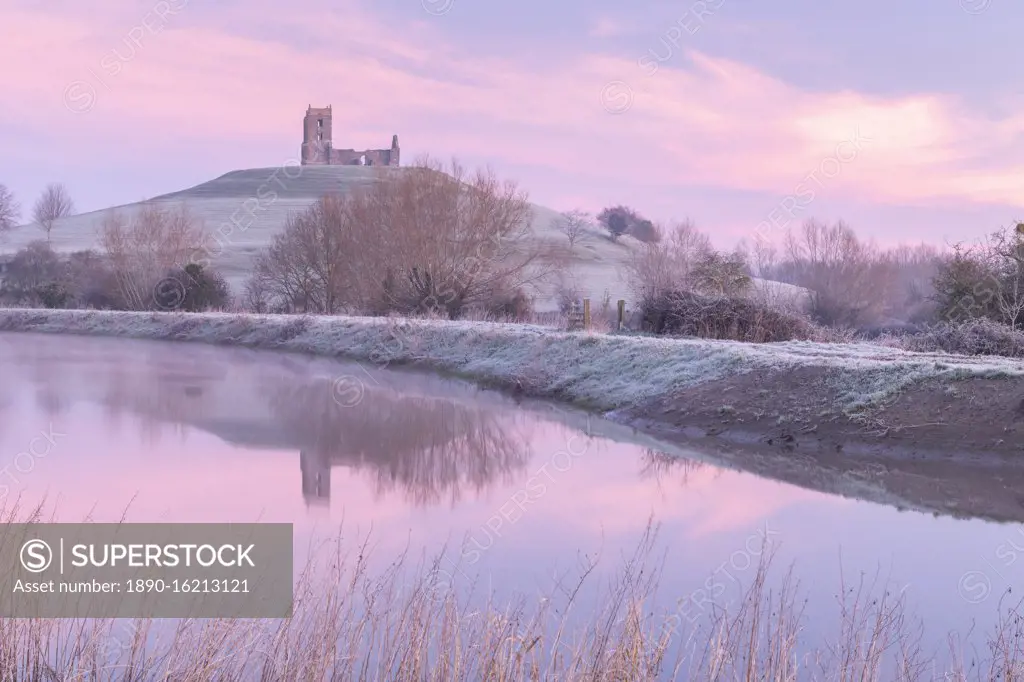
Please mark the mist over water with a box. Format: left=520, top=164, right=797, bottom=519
left=0, top=331, right=1018, bottom=666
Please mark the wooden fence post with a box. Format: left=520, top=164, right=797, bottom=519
left=617, top=299, right=625, bottom=330
left=583, top=298, right=591, bottom=330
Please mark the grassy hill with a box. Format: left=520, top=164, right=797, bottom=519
left=1, top=166, right=808, bottom=314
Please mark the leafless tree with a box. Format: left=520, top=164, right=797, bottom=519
left=0, top=184, right=20, bottom=238
left=877, top=242, right=942, bottom=322
left=778, top=218, right=893, bottom=328
left=32, top=183, right=75, bottom=242
left=250, top=157, right=553, bottom=318
left=691, top=249, right=752, bottom=297
left=739, top=236, right=804, bottom=311
left=243, top=273, right=271, bottom=313
left=250, top=195, right=346, bottom=314
left=987, top=225, right=1024, bottom=328
left=553, top=209, right=590, bottom=250
left=622, top=219, right=711, bottom=300
left=99, top=202, right=207, bottom=310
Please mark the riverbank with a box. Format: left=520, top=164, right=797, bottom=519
left=2, top=308, right=1024, bottom=519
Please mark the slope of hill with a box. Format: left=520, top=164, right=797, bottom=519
left=0, top=166, right=809, bottom=313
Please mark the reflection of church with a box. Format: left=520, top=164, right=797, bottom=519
left=299, top=448, right=331, bottom=505
left=2, top=333, right=540, bottom=511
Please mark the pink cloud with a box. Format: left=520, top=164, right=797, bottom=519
left=2, top=0, right=1023, bottom=216
left=588, top=17, right=631, bottom=38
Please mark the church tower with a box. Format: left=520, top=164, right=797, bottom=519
left=390, top=134, right=400, bottom=166
left=301, top=105, right=333, bottom=165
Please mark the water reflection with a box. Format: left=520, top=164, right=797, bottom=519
left=0, top=333, right=534, bottom=509
left=638, top=448, right=710, bottom=488
left=0, top=332, right=1021, bottom=669
left=265, top=376, right=531, bottom=506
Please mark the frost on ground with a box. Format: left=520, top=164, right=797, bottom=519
left=1, top=308, right=1023, bottom=416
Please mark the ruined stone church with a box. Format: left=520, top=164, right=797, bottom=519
left=300, top=105, right=400, bottom=166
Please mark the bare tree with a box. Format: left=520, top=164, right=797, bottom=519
left=249, top=194, right=347, bottom=314
left=99, top=202, right=207, bottom=310
left=777, top=218, right=892, bottom=328
left=0, top=184, right=20, bottom=238
left=251, top=157, right=552, bottom=318
left=243, top=273, right=271, bottom=313
left=622, top=219, right=711, bottom=300
left=876, top=242, right=942, bottom=323
left=347, top=158, right=544, bottom=317
left=32, top=183, right=75, bottom=242
left=987, top=224, right=1024, bottom=328
left=553, top=209, right=590, bottom=250
left=691, top=249, right=752, bottom=297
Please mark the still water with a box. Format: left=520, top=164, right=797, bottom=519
left=0, top=331, right=1020, bottom=668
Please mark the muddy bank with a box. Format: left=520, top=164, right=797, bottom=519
left=612, top=366, right=1024, bottom=523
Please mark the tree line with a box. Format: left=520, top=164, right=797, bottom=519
left=2, top=165, right=1022, bottom=352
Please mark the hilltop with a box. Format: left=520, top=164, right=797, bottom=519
left=1, top=166, right=808, bottom=313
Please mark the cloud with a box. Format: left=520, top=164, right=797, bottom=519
left=588, top=16, right=630, bottom=38
left=2, top=0, right=1023, bottom=215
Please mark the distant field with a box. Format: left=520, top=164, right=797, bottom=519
left=0, top=166, right=809, bottom=313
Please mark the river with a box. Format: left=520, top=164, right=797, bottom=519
left=0, top=331, right=1019, bottom=678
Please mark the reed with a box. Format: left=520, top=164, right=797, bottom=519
left=0, top=504, right=1020, bottom=680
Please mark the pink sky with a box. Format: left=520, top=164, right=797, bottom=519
left=1, top=0, right=1022, bottom=248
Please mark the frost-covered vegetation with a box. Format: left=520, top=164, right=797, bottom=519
left=2, top=165, right=1023, bottom=357
left=1, top=502, right=1023, bottom=681
left=2, top=308, right=1022, bottom=416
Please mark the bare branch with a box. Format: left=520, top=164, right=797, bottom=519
left=98, top=203, right=208, bottom=310
left=249, top=157, right=549, bottom=319
left=553, top=209, right=591, bottom=250
left=32, top=183, right=75, bottom=243
left=0, top=184, right=21, bottom=238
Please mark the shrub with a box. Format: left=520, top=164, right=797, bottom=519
left=36, top=282, right=72, bottom=309
left=67, top=250, right=123, bottom=309
left=638, top=290, right=818, bottom=343
left=628, top=219, right=659, bottom=243
left=481, top=288, right=534, bottom=321
left=554, top=280, right=583, bottom=315
left=596, top=205, right=656, bottom=242
left=0, top=243, right=126, bottom=310
left=155, top=263, right=231, bottom=312
left=0, top=240, right=69, bottom=306
left=691, top=249, right=752, bottom=297
left=885, top=319, right=1024, bottom=358
left=931, top=226, right=1024, bottom=329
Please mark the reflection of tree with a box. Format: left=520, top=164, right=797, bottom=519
left=639, top=448, right=709, bottom=489
left=35, top=387, right=67, bottom=417
left=0, top=376, right=11, bottom=435
left=96, top=354, right=198, bottom=447
left=1, top=333, right=534, bottom=509
left=266, top=376, right=532, bottom=507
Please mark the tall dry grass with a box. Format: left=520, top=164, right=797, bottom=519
left=0, top=502, right=1020, bottom=680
